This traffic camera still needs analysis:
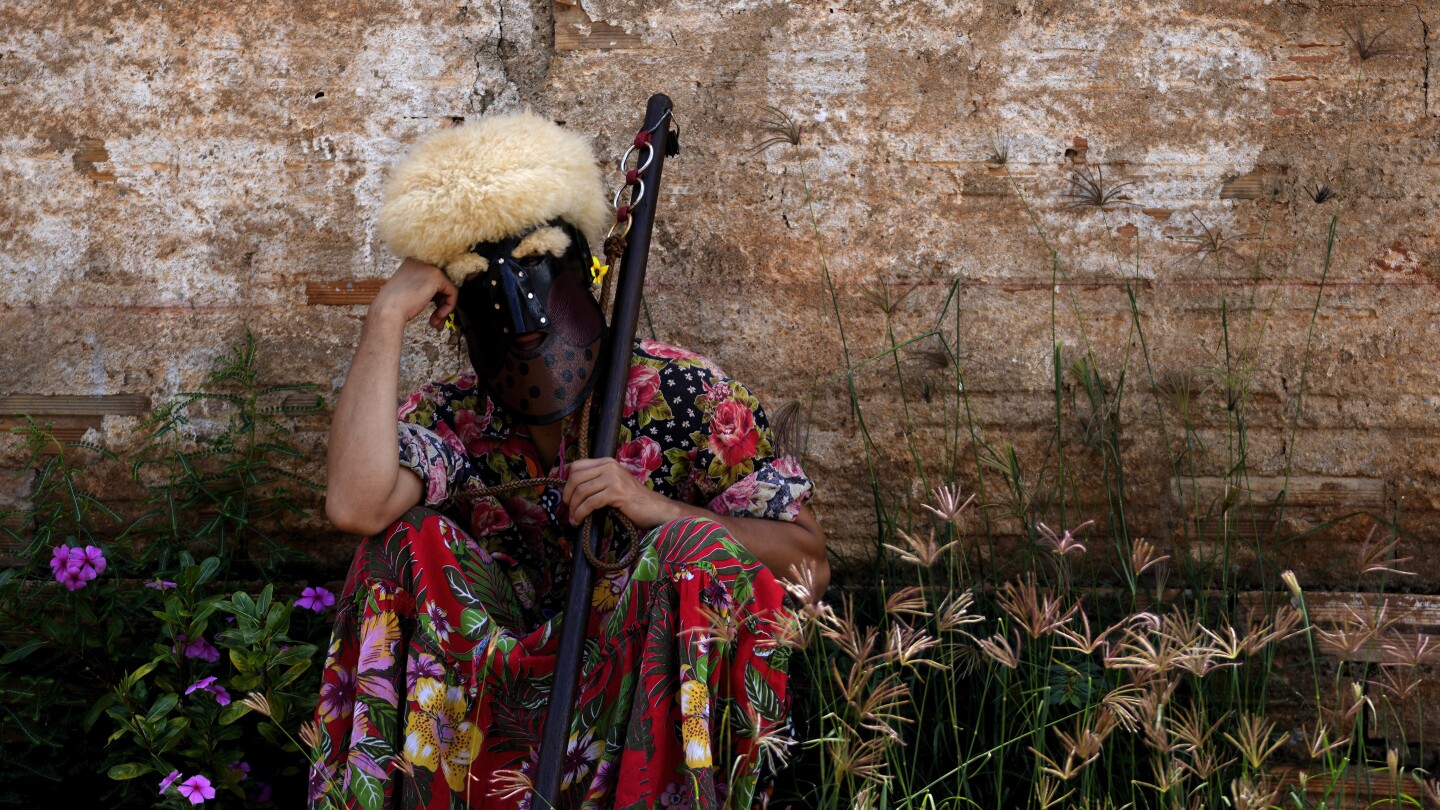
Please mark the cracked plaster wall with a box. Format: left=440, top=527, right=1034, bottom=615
left=2, top=0, right=1439, bottom=584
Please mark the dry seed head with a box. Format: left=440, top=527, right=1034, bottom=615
left=1035, top=519, right=1094, bottom=557
left=857, top=673, right=916, bottom=740
left=1034, top=775, right=1074, bottom=809
left=997, top=576, right=1080, bottom=639
left=1100, top=683, right=1148, bottom=732
left=488, top=767, right=534, bottom=801
left=1229, top=775, right=1282, bottom=810
left=683, top=603, right=739, bottom=652
left=922, top=485, right=974, bottom=524
left=1130, top=537, right=1171, bottom=577
left=1033, top=745, right=1086, bottom=783
left=885, top=622, right=947, bottom=671
left=1281, top=570, right=1302, bottom=600
left=934, top=591, right=982, bottom=633
left=1371, top=663, right=1422, bottom=701
left=299, top=720, right=323, bottom=751
left=783, top=561, right=820, bottom=606
left=755, top=106, right=803, bottom=152
left=820, top=604, right=879, bottom=664
left=239, top=692, right=273, bottom=718
left=976, top=631, right=1022, bottom=669
left=1168, top=701, right=1230, bottom=756
left=1381, top=633, right=1440, bottom=668
left=883, top=585, right=930, bottom=620
left=1358, top=524, right=1417, bottom=578
left=884, top=528, right=959, bottom=568
left=827, top=721, right=894, bottom=785
left=1223, top=713, right=1289, bottom=771
left=1305, top=719, right=1345, bottom=760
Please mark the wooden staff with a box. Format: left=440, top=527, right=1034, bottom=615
left=533, top=93, right=677, bottom=807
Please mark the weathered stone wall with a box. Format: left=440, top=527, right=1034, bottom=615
left=2, top=0, right=1438, bottom=582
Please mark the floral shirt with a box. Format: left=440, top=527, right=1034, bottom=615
left=394, top=339, right=813, bottom=624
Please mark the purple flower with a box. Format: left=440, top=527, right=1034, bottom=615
left=49, top=544, right=106, bottom=591
left=184, top=676, right=232, bottom=705
left=81, top=545, right=106, bottom=576
left=177, top=774, right=216, bottom=805
left=186, top=636, right=221, bottom=663
left=185, top=676, right=218, bottom=695
left=48, top=546, right=69, bottom=576
left=294, top=586, right=335, bottom=613
left=158, top=770, right=183, bottom=794
left=227, top=760, right=250, bottom=781
left=248, top=780, right=272, bottom=803
left=145, top=578, right=177, bottom=591
left=173, top=634, right=221, bottom=663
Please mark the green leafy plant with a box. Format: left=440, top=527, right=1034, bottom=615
left=0, top=329, right=332, bottom=808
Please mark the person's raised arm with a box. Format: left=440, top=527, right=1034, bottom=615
left=325, top=259, right=458, bottom=536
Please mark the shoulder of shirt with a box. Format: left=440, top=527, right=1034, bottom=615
left=412, top=369, right=481, bottom=394
left=632, top=338, right=730, bottom=380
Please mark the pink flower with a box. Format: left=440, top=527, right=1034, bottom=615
left=771, top=455, right=806, bottom=478
left=396, top=390, right=425, bottom=419
left=616, top=436, right=664, bottom=482
left=158, top=770, right=183, bottom=794
left=469, top=498, right=513, bottom=537
left=295, top=586, right=336, bottom=613
left=708, top=400, right=761, bottom=467
left=145, top=579, right=178, bottom=591
left=453, top=401, right=495, bottom=450
left=504, top=496, right=551, bottom=538
left=177, top=774, right=216, bottom=804
left=622, top=365, right=662, bottom=417
left=638, top=340, right=702, bottom=363
left=709, top=474, right=761, bottom=516
left=432, top=420, right=467, bottom=456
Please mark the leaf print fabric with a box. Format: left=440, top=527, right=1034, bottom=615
left=312, top=510, right=795, bottom=810
left=313, top=341, right=812, bottom=809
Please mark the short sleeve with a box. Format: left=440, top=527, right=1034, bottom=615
left=396, top=382, right=473, bottom=507
left=708, top=453, right=815, bottom=522
left=688, top=372, right=814, bottom=521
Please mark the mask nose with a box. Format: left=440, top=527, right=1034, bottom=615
left=494, top=259, right=546, bottom=337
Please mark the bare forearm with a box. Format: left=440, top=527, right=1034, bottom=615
left=325, top=308, right=407, bottom=526
left=652, top=499, right=830, bottom=601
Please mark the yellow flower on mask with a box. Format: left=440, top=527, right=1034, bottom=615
left=404, top=677, right=482, bottom=791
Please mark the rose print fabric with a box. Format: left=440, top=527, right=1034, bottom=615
left=312, top=341, right=813, bottom=809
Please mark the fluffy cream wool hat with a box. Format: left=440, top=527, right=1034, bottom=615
left=377, top=111, right=611, bottom=286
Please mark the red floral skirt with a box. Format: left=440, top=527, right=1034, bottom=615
left=310, top=507, right=794, bottom=810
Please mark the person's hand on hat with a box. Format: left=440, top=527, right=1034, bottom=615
left=371, top=258, right=459, bottom=331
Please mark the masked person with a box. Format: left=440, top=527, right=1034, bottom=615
left=315, top=111, right=828, bottom=810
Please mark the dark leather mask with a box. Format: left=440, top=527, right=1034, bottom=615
left=453, top=219, right=605, bottom=424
